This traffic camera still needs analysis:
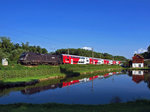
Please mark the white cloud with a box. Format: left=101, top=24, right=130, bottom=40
left=82, top=47, right=92, bottom=51
left=134, top=48, right=147, bottom=54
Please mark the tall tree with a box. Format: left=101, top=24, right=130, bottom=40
left=0, top=37, right=14, bottom=52
left=141, top=45, right=150, bottom=59
left=148, top=45, right=150, bottom=53
left=0, top=36, right=49, bottom=62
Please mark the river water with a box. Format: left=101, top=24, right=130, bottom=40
left=0, top=70, right=150, bottom=104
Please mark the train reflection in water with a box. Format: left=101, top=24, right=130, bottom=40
left=21, top=72, right=121, bottom=95
left=21, top=70, right=150, bottom=95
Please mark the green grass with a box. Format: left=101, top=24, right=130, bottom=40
left=0, top=64, right=123, bottom=83
left=0, top=64, right=62, bottom=83
left=60, top=64, right=122, bottom=73
left=2, top=73, right=65, bottom=83
left=0, top=100, right=150, bottom=112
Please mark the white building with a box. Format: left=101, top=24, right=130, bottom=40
left=132, top=54, right=144, bottom=68
left=2, top=58, right=8, bottom=66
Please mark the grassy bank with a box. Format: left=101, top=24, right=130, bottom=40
left=60, top=64, right=122, bottom=74
left=0, top=70, right=123, bottom=97
left=0, top=100, right=150, bottom=112
left=0, top=64, right=65, bottom=83
left=0, top=64, right=123, bottom=83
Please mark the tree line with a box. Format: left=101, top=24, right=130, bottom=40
left=141, top=45, right=150, bottom=67
left=0, top=36, right=127, bottom=63
left=141, top=45, right=150, bottom=59
left=0, top=37, right=48, bottom=61
left=54, top=48, right=127, bottom=61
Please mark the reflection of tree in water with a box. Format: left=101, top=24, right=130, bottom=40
left=128, top=71, right=132, bottom=77
left=110, top=96, right=122, bottom=103
left=144, top=71, right=150, bottom=89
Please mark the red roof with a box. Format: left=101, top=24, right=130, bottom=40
left=132, top=54, right=144, bottom=63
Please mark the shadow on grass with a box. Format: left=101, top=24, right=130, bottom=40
left=60, top=66, right=81, bottom=82
left=60, top=66, right=80, bottom=78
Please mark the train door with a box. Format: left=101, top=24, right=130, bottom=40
left=93, top=60, right=95, bottom=64
left=71, top=59, right=73, bottom=64
left=85, top=58, right=89, bottom=64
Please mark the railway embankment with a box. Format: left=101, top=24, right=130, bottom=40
left=0, top=64, right=123, bottom=86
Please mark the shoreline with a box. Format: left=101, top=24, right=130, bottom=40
left=1, top=64, right=149, bottom=88
left=0, top=67, right=123, bottom=89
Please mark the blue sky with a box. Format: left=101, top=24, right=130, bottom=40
left=0, top=0, right=150, bottom=59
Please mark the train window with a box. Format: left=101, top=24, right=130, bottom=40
left=79, top=61, right=84, bottom=63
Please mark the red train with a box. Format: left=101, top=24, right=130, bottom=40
left=18, top=52, right=121, bottom=65
left=62, top=54, right=121, bottom=65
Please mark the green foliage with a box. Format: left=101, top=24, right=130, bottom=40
left=0, top=100, right=150, bottom=112
left=55, top=48, right=127, bottom=61
left=141, top=45, right=150, bottom=59
left=148, top=45, right=150, bottom=53
left=144, top=60, right=150, bottom=67
left=141, top=52, right=150, bottom=59
left=0, top=37, right=48, bottom=62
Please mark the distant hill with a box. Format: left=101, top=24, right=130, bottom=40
left=55, top=48, right=127, bottom=61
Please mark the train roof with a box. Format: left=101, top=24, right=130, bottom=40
left=23, top=52, right=59, bottom=56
